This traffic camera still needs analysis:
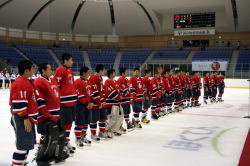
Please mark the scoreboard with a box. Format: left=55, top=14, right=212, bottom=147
left=174, top=13, right=215, bottom=29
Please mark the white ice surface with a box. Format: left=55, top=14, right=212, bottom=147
left=0, top=88, right=250, bottom=166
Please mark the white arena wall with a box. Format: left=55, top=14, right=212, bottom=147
left=224, top=79, right=250, bottom=89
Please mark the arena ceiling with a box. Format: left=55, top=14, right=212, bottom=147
left=0, top=0, right=249, bottom=35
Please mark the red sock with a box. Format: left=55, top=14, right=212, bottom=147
left=64, top=123, right=72, bottom=143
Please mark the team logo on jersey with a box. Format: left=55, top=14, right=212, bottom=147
left=93, top=84, right=97, bottom=89
left=32, top=92, right=37, bottom=102
left=51, top=85, right=59, bottom=97
left=211, top=62, right=220, bottom=71
left=115, top=84, right=119, bottom=89
left=68, top=74, right=73, bottom=84
left=138, top=82, right=142, bottom=89
left=86, top=85, right=91, bottom=95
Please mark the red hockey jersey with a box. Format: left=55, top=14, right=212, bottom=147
left=142, top=77, right=151, bottom=98
left=180, top=76, right=186, bottom=90
left=34, top=77, right=60, bottom=123
left=9, top=76, right=38, bottom=123
left=217, top=75, right=225, bottom=88
left=104, top=79, right=120, bottom=108
left=197, top=76, right=202, bottom=89
left=166, top=76, right=175, bottom=94
left=150, top=77, right=160, bottom=100
left=116, top=76, right=131, bottom=105
left=174, top=76, right=182, bottom=93
left=75, top=78, right=92, bottom=104
left=162, top=77, right=171, bottom=95
left=203, top=76, right=210, bottom=88
left=185, top=76, right=192, bottom=90
left=54, top=66, right=77, bottom=107
left=129, top=75, right=144, bottom=102
left=210, top=75, right=219, bottom=87
left=191, top=76, right=199, bottom=89
left=89, top=74, right=104, bottom=109
left=158, top=75, right=164, bottom=94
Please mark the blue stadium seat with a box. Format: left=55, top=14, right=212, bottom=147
left=153, top=48, right=190, bottom=59
left=193, top=48, right=232, bottom=61
left=14, top=43, right=57, bottom=68
left=52, top=46, right=84, bottom=72
left=235, top=49, right=250, bottom=72
left=120, top=48, right=151, bottom=70
left=0, top=42, right=25, bottom=67
left=88, top=48, right=117, bottom=70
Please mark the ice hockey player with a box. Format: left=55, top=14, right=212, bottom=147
left=31, top=73, right=37, bottom=82
left=203, top=72, right=211, bottom=104
left=11, top=72, right=17, bottom=84
left=9, top=60, right=38, bottom=166
left=74, top=67, right=93, bottom=148
left=191, top=72, right=201, bottom=107
left=179, top=70, right=186, bottom=109
left=173, top=70, right=183, bottom=112
left=184, top=72, right=192, bottom=108
left=36, top=73, right=41, bottom=78
left=162, top=71, right=172, bottom=113
left=34, top=63, right=69, bottom=165
left=166, top=69, right=175, bottom=113
left=156, top=66, right=167, bottom=116
left=54, top=53, right=77, bottom=154
left=4, top=71, right=10, bottom=88
left=104, top=69, right=124, bottom=137
left=116, top=68, right=134, bottom=131
left=150, top=72, right=161, bottom=120
left=197, top=72, right=202, bottom=105
left=129, top=68, right=144, bottom=128
left=0, top=71, right=4, bottom=89
left=217, top=73, right=225, bottom=102
left=210, top=72, right=219, bottom=103
left=89, top=64, right=107, bottom=140
left=141, top=70, right=152, bottom=124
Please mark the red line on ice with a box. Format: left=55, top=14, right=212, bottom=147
left=238, top=128, right=250, bottom=166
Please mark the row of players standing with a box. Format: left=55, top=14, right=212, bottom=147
left=141, top=69, right=225, bottom=116
left=9, top=53, right=225, bottom=166
left=203, top=71, right=225, bottom=103
left=0, top=71, right=41, bottom=88
left=0, top=71, right=17, bottom=88
left=10, top=54, right=136, bottom=166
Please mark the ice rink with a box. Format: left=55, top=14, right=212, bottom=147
left=0, top=88, right=249, bottom=166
